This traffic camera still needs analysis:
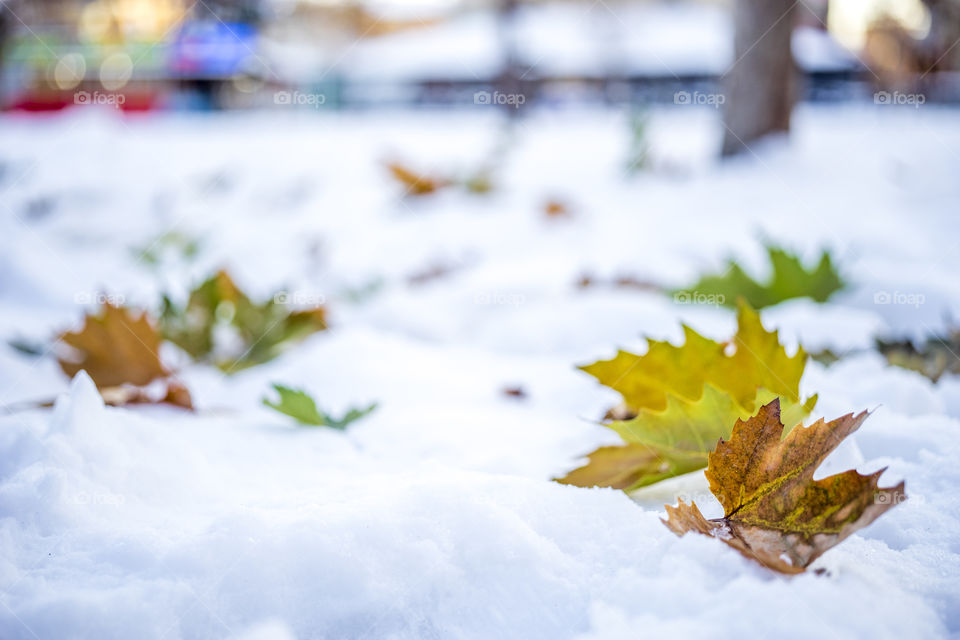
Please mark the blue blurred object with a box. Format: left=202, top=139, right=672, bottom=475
left=170, top=21, right=258, bottom=79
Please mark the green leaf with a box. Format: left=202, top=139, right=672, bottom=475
left=160, top=270, right=327, bottom=372
left=263, top=383, right=377, bottom=430
left=324, top=403, right=379, bottom=430
left=674, top=244, right=845, bottom=309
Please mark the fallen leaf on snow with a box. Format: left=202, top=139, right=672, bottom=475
left=674, top=244, right=845, bottom=309
left=544, top=199, right=570, bottom=218
left=663, top=399, right=904, bottom=574
left=385, top=161, right=450, bottom=196
left=57, top=303, right=193, bottom=409
left=556, top=303, right=816, bottom=490
left=263, top=383, right=377, bottom=430
left=160, top=270, right=327, bottom=372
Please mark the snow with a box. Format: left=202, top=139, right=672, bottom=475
left=1, top=103, right=960, bottom=638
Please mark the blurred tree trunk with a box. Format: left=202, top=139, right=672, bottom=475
left=920, top=0, right=960, bottom=72
left=721, top=0, right=798, bottom=157
left=496, top=0, right=523, bottom=115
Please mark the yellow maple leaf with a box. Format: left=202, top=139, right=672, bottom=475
left=579, top=302, right=807, bottom=412
left=558, top=303, right=815, bottom=491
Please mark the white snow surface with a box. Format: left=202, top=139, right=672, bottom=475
left=1, top=104, right=959, bottom=638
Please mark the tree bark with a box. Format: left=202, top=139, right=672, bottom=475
left=721, top=0, right=798, bottom=157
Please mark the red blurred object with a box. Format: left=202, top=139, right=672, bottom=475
left=7, top=91, right=161, bottom=112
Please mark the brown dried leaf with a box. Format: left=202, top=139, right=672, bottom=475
left=59, top=304, right=169, bottom=388
left=57, top=304, right=193, bottom=410
left=663, top=399, right=905, bottom=573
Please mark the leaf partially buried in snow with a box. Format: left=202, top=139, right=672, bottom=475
left=663, top=399, right=905, bottom=574
left=263, top=383, right=377, bottom=430
left=674, top=244, right=845, bottom=309
left=57, top=303, right=192, bottom=409
left=557, top=303, right=816, bottom=490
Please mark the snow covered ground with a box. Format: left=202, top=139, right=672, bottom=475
left=1, top=103, right=959, bottom=638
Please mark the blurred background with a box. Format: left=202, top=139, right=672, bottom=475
left=2, top=0, right=958, bottom=114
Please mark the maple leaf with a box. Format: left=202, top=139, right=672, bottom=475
left=57, top=303, right=192, bottom=409
left=557, top=443, right=665, bottom=490
left=557, top=303, right=816, bottom=490
left=58, top=304, right=168, bottom=388
left=263, top=383, right=377, bottom=429
left=580, top=303, right=806, bottom=412
left=160, top=270, right=327, bottom=372
left=674, top=244, right=844, bottom=309
left=663, top=399, right=905, bottom=574
left=559, top=387, right=815, bottom=490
